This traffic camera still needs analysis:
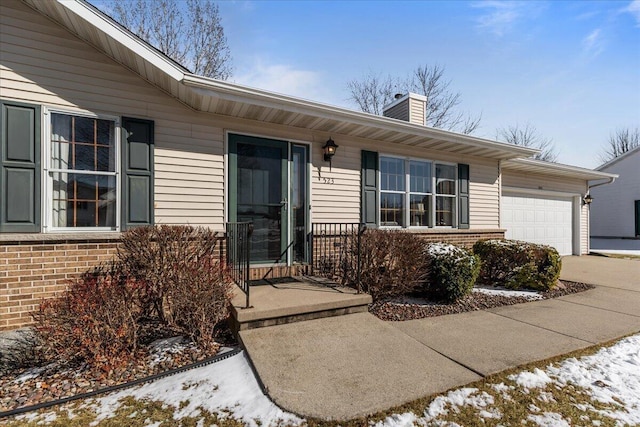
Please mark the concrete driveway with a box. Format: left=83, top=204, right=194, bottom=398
left=240, top=256, right=640, bottom=420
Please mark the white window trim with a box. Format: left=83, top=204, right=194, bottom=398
left=43, top=107, right=121, bottom=232
left=379, top=155, right=459, bottom=229
left=434, top=162, right=458, bottom=228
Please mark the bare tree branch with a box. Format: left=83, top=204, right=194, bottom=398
left=107, top=0, right=232, bottom=80
left=347, top=64, right=481, bottom=134
left=496, top=123, right=558, bottom=162
left=599, top=127, right=640, bottom=163
left=346, top=72, right=399, bottom=115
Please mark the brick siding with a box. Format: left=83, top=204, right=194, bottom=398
left=409, top=229, right=506, bottom=249
left=1, top=229, right=505, bottom=330
left=0, top=237, right=120, bottom=331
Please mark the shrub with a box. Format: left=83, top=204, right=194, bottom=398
left=341, top=229, right=429, bottom=301
left=423, top=243, right=480, bottom=302
left=118, top=225, right=221, bottom=325
left=170, top=257, right=234, bottom=351
left=32, top=225, right=233, bottom=373
left=473, top=239, right=561, bottom=291
left=33, top=266, right=143, bottom=374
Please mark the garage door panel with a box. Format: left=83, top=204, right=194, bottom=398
left=502, top=193, right=574, bottom=256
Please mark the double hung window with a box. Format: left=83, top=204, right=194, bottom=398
left=380, top=156, right=457, bottom=228
left=49, top=112, right=117, bottom=229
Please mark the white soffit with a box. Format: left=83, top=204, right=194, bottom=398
left=502, top=158, right=618, bottom=181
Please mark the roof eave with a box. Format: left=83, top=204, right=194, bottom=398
left=503, top=158, right=619, bottom=181
left=182, top=74, right=540, bottom=160
left=29, top=0, right=187, bottom=81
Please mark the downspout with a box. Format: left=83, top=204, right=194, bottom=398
left=585, top=176, right=617, bottom=254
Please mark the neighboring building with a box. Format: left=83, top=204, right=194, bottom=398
left=590, top=146, right=640, bottom=238
left=0, top=0, right=615, bottom=330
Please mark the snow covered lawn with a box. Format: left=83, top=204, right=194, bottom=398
left=376, top=334, right=640, bottom=427
left=7, top=334, right=640, bottom=426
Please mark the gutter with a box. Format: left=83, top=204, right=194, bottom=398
left=588, top=176, right=617, bottom=193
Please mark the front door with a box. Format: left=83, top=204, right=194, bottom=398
left=228, top=134, right=309, bottom=264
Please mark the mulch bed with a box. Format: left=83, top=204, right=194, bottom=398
left=0, top=324, right=237, bottom=413
left=370, top=280, right=595, bottom=321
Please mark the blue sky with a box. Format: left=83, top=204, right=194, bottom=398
left=217, top=0, right=640, bottom=168
left=96, top=1, right=640, bottom=169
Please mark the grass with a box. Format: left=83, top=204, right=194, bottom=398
left=3, top=335, right=636, bottom=427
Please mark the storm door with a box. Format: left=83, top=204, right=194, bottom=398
left=228, top=134, right=309, bottom=264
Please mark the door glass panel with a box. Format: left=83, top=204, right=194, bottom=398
left=236, top=141, right=284, bottom=263
left=291, top=145, right=308, bottom=263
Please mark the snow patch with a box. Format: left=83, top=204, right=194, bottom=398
left=546, top=334, right=640, bottom=425
left=473, top=286, right=542, bottom=300
left=89, top=351, right=302, bottom=427
left=509, top=368, right=553, bottom=390
left=528, top=412, right=571, bottom=427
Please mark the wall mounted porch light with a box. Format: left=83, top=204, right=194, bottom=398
left=583, top=193, right=593, bottom=205
left=323, top=137, right=338, bottom=169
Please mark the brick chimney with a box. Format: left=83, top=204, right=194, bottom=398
left=382, top=93, right=427, bottom=126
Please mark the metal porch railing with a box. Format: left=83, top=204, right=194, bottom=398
left=310, top=222, right=365, bottom=293
left=225, top=222, right=253, bottom=308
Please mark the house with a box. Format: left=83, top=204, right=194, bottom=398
left=0, top=0, right=616, bottom=330
left=590, top=146, right=640, bottom=239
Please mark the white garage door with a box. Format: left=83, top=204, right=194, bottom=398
left=502, top=193, right=574, bottom=255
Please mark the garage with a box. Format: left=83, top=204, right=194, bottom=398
left=501, top=193, right=575, bottom=255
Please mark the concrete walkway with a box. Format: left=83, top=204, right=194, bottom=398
left=239, top=256, right=640, bottom=420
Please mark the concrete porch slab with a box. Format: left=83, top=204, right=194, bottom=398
left=391, top=310, right=590, bottom=376
left=489, top=298, right=640, bottom=343
left=239, top=312, right=480, bottom=420
left=230, top=277, right=372, bottom=330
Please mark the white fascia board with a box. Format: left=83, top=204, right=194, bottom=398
left=57, top=0, right=185, bottom=81
left=182, top=74, right=539, bottom=158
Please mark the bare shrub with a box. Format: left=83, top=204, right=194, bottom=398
left=32, top=266, right=142, bottom=374
left=118, top=225, right=221, bottom=325
left=170, top=257, right=234, bottom=351
left=342, top=229, right=428, bottom=301
left=30, top=225, right=233, bottom=373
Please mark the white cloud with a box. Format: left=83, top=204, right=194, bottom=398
left=582, top=28, right=604, bottom=57
left=232, top=59, right=325, bottom=101
left=624, top=0, right=640, bottom=26
left=471, top=1, right=537, bottom=36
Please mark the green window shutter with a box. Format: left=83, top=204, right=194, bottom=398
left=121, top=117, right=154, bottom=230
left=361, top=150, right=379, bottom=227
left=458, top=163, right=470, bottom=229
left=0, top=100, right=41, bottom=233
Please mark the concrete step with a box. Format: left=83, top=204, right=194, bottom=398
left=229, top=276, right=372, bottom=332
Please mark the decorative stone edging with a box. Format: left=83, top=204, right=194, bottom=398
left=0, top=347, right=242, bottom=420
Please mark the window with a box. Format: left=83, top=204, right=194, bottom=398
left=435, top=164, right=456, bottom=226
left=409, top=160, right=432, bottom=227
left=48, top=112, right=117, bottom=229
left=380, top=157, right=405, bottom=226
left=380, top=156, right=456, bottom=228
